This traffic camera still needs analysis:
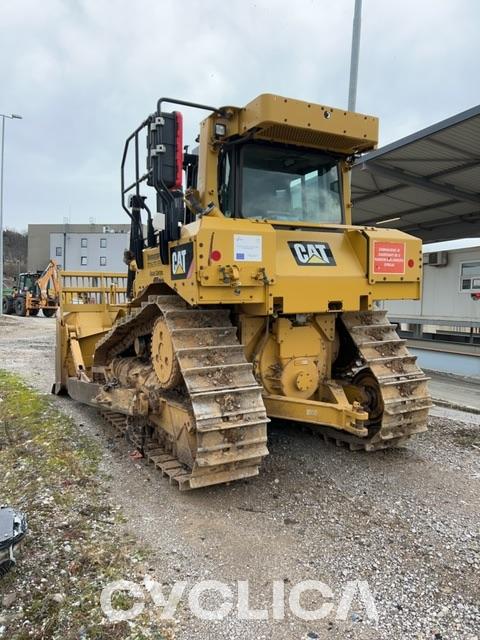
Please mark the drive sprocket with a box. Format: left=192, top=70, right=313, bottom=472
left=151, top=317, right=181, bottom=389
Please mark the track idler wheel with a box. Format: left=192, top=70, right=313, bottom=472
left=151, top=317, right=181, bottom=389
left=351, top=368, right=384, bottom=427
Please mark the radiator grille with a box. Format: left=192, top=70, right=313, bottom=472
left=256, top=124, right=370, bottom=152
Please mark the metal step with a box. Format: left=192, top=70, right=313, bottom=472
left=364, top=354, right=417, bottom=364
left=359, top=338, right=407, bottom=347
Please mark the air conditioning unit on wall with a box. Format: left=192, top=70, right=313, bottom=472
left=426, top=251, right=448, bottom=267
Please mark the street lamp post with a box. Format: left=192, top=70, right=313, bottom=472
left=348, top=0, right=363, bottom=112
left=0, top=113, right=22, bottom=315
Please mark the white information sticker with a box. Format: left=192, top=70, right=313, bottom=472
left=234, top=234, right=262, bottom=262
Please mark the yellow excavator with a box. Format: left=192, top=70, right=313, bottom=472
left=54, top=94, right=431, bottom=490
left=3, top=259, right=59, bottom=317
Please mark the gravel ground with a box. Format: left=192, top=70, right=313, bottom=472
left=1, top=315, right=479, bottom=640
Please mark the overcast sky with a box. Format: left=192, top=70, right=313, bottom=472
left=1, top=0, right=479, bottom=231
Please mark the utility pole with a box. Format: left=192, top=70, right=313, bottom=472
left=348, top=0, right=363, bottom=112
left=0, top=112, right=23, bottom=315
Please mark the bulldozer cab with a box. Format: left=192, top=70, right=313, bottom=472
left=120, top=94, right=378, bottom=277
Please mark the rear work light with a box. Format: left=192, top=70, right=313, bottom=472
left=214, top=122, right=226, bottom=137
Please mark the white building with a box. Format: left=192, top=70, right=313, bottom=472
left=49, top=230, right=129, bottom=272
left=387, top=239, right=480, bottom=331
left=385, top=239, right=480, bottom=377
left=28, top=223, right=130, bottom=272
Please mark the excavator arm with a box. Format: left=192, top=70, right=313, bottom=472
left=36, top=259, right=60, bottom=303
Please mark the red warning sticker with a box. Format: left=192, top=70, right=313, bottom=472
left=373, top=241, right=405, bottom=274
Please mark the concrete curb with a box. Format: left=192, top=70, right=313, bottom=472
left=432, top=397, right=480, bottom=416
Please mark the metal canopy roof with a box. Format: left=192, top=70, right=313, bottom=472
left=351, top=104, right=480, bottom=242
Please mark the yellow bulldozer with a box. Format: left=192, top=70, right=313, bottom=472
left=54, top=94, right=431, bottom=490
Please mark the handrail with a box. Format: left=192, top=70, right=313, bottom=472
left=120, top=97, right=222, bottom=221
left=59, top=272, right=128, bottom=311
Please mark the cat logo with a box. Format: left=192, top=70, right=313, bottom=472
left=170, top=243, right=194, bottom=280
left=288, top=241, right=336, bottom=266
left=172, top=250, right=186, bottom=275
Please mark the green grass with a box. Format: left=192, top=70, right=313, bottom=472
left=0, top=371, right=174, bottom=640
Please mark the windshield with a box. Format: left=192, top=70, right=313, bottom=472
left=20, top=275, right=36, bottom=290
left=240, top=144, right=343, bottom=223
